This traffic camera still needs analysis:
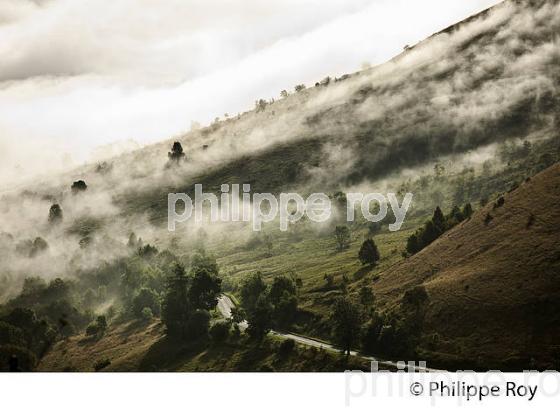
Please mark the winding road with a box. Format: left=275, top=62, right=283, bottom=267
left=217, top=295, right=439, bottom=372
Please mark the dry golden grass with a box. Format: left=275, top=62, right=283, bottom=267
left=37, top=320, right=166, bottom=372
left=371, top=164, right=560, bottom=369
left=37, top=319, right=371, bottom=372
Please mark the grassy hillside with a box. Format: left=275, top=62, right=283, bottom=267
left=372, top=163, right=560, bottom=370
left=1, top=0, right=560, bottom=372
left=37, top=319, right=370, bottom=372
left=9, top=0, right=559, bottom=224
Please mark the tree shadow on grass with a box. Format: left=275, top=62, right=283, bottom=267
left=353, top=265, right=374, bottom=281
left=232, top=341, right=274, bottom=372
left=138, top=336, right=207, bottom=371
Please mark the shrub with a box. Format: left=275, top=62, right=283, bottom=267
left=402, top=286, right=429, bottom=307
left=278, top=338, right=295, bottom=355
left=85, top=324, right=98, bottom=336
left=85, top=315, right=107, bottom=338
left=272, top=293, right=297, bottom=328
left=141, top=307, right=153, bottom=321
left=0, top=321, right=25, bottom=346
left=367, top=222, right=382, bottom=236
left=358, top=287, right=375, bottom=307
left=48, top=204, right=63, bottom=224
left=186, top=310, right=211, bottom=340
left=209, top=320, right=230, bottom=343
left=358, top=238, right=380, bottom=266
left=494, top=196, right=505, bottom=209
left=71, top=180, right=87, bottom=194
left=93, top=358, right=111, bottom=372
left=377, top=325, right=395, bottom=354
left=0, top=345, right=37, bottom=372
left=132, top=288, right=160, bottom=318
left=462, top=203, right=473, bottom=219
left=361, top=315, right=383, bottom=353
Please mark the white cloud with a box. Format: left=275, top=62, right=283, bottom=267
left=0, top=0, right=500, bottom=187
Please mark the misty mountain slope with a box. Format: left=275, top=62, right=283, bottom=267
left=113, top=0, right=559, bottom=221
left=3, top=0, right=558, bottom=227
left=372, top=163, right=560, bottom=369
left=0, top=0, right=557, bottom=313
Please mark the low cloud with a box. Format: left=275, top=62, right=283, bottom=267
left=0, top=0, right=499, bottom=187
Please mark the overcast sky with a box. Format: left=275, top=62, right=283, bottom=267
left=0, top=0, right=500, bottom=184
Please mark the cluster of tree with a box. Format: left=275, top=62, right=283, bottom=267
left=161, top=253, right=222, bottom=341
left=0, top=308, right=56, bottom=371
left=238, top=272, right=299, bottom=340
left=0, top=275, right=103, bottom=370
left=78, top=244, right=179, bottom=326
left=406, top=204, right=473, bottom=255
left=0, top=232, right=200, bottom=370
left=6, top=277, right=93, bottom=340
left=329, top=285, right=429, bottom=359
left=498, top=140, right=532, bottom=164
left=119, top=246, right=180, bottom=321
left=360, top=286, right=429, bottom=357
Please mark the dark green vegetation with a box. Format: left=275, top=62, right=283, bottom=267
left=1, top=0, right=560, bottom=371
left=406, top=203, right=473, bottom=255
left=0, top=244, right=175, bottom=370
left=238, top=272, right=299, bottom=339
left=161, top=256, right=221, bottom=340
left=358, top=238, right=380, bottom=266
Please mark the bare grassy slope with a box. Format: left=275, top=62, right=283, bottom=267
left=37, top=320, right=370, bottom=372
left=374, top=163, right=560, bottom=368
